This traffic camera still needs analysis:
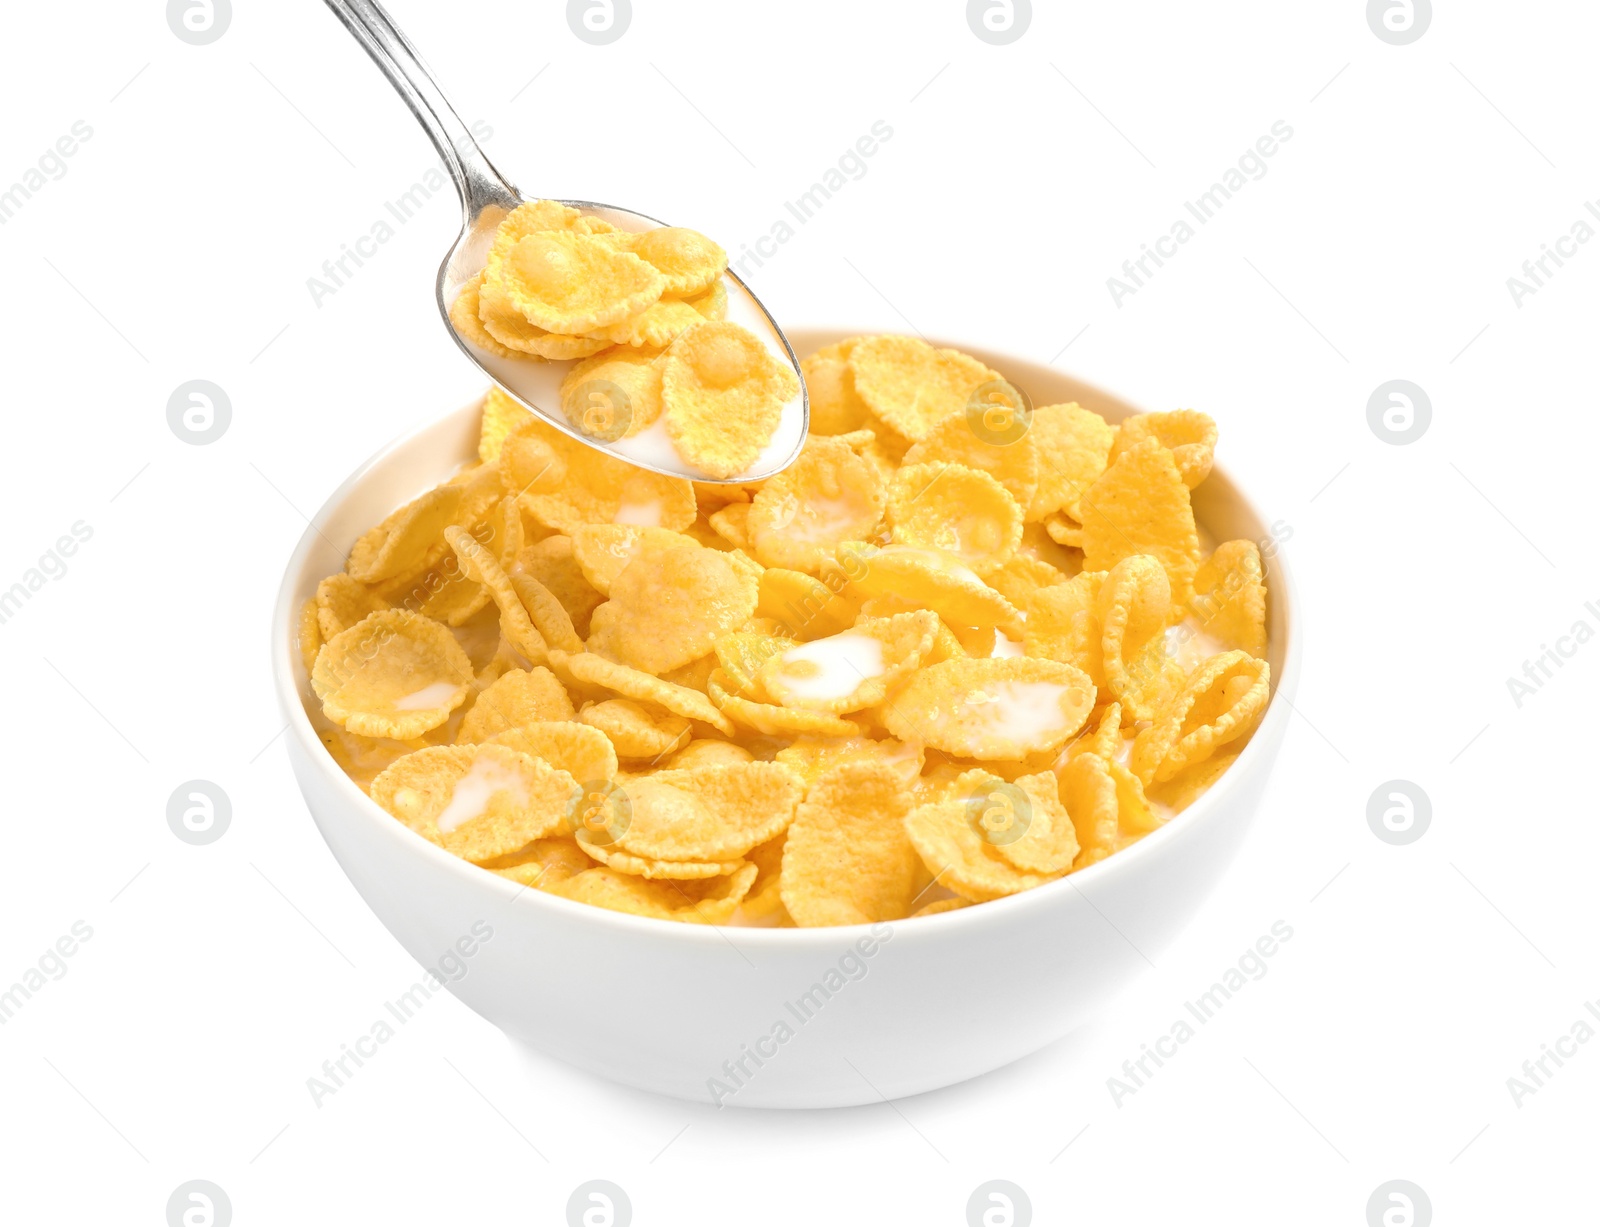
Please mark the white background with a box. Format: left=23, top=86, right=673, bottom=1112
left=1, top=0, right=1595, bottom=1223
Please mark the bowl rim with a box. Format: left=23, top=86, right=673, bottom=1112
left=271, top=329, right=1302, bottom=948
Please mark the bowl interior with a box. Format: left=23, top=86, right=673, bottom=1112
left=272, top=328, right=1296, bottom=934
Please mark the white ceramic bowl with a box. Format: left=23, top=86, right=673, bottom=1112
left=271, top=329, right=1301, bottom=1109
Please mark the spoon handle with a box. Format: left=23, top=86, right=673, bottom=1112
left=323, top=0, right=520, bottom=221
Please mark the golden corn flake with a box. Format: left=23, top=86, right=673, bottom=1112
left=1079, top=438, right=1201, bottom=607
left=756, top=566, right=862, bottom=640
left=781, top=761, right=921, bottom=926
left=1114, top=409, right=1217, bottom=489
left=1026, top=402, right=1116, bottom=521
left=1098, top=555, right=1182, bottom=722
left=836, top=542, right=1020, bottom=633
left=739, top=833, right=787, bottom=918
left=1148, top=747, right=1241, bottom=815
left=746, top=436, right=884, bottom=574
left=488, top=720, right=618, bottom=791
left=476, top=275, right=611, bottom=360
left=707, top=502, right=752, bottom=550
left=801, top=338, right=870, bottom=436
left=662, top=321, right=800, bottom=479
left=489, top=229, right=665, bottom=335
left=444, top=525, right=548, bottom=664
left=847, top=335, right=1000, bottom=445
left=615, top=762, right=801, bottom=861
left=587, top=539, right=760, bottom=674
left=346, top=483, right=462, bottom=584
left=775, top=735, right=922, bottom=790
left=548, top=863, right=756, bottom=922
left=1024, top=569, right=1100, bottom=684
left=299, top=598, right=323, bottom=674
left=707, top=669, right=864, bottom=738
left=587, top=298, right=703, bottom=349
left=882, top=656, right=1094, bottom=760
left=758, top=611, right=937, bottom=714
left=902, top=409, right=1040, bottom=514
left=478, top=387, right=533, bottom=464
left=685, top=279, right=727, bottom=322
left=942, top=769, right=1081, bottom=876
left=370, top=743, right=579, bottom=863
left=457, top=666, right=575, bottom=742
left=1131, top=650, right=1269, bottom=785
left=577, top=837, right=744, bottom=880
left=912, top=897, right=971, bottom=918
left=569, top=524, right=696, bottom=596
left=664, top=738, right=753, bottom=769
left=887, top=462, right=1022, bottom=576
left=555, top=649, right=736, bottom=735
left=481, top=837, right=595, bottom=890
left=1058, top=750, right=1122, bottom=867
left=312, top=609, right=473, bottom=739
left=500, top=422, right=568, bottom=496
left=316, top=572, right=389, bottom=641
left=578, top=698, right=692, bottom=760
left=712, top=631, right=789, bottom=699
left=516, top=417, right=696, bottom=535
left=514, top=536, right=605, bottom=639
left=904, top=793, right=1063, bottom=904
left=449, top=272, right=521, bottom=361
left=1191, top=540, right=1267, bottom=658
left=625, top=226, right=728, bottom=297
left=985, top=553, right=1068, bottom=609
left=508, top=565, right=585, bottom=654
left=1043, top=512, right=1084, bottom=549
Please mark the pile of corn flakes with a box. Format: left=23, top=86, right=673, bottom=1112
left=301, top=333, right=1271, bottom=926
left=448, top=199, right=798, bottom=478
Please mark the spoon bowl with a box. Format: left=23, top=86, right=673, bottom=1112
left=324, top=0, right=807, bottom=483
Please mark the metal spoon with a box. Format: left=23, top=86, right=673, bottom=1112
left=323, top=0, right=807, bottom=483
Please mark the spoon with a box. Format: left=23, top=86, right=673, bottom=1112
left=323, top=0, right=807, bottom=483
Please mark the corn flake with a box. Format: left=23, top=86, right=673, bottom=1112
left=588, top=539, right=760, bottom=674
left=758, top=611, right=937, bottom=714
left=848, top=335, right=999, bottom=444
left=1026, top=402, right=1116, bottom=521
left=1114, top=410, right=1217, bottom=489
left=781, top=761, right=921, bottom=926
left=882, top=656, right=1094, bottom=760
left=887, top=462, right=1022, bottom=576
left=1191, top=540, right=1267, bottom=658
left=661, top=321, right=800, bottom=479
left=1131, top=650, right=1270, bottom=785
left=457, top=666, right=575, bottom=742
left=1079, top=438, right=1201, bottom=607
left=747, top=437, right=885, bottom=574
left=370, top=742, right=579, bottom=863
left=578, top=698, right=692, bottom=760
left=312, top=609, right=473, bottom=739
